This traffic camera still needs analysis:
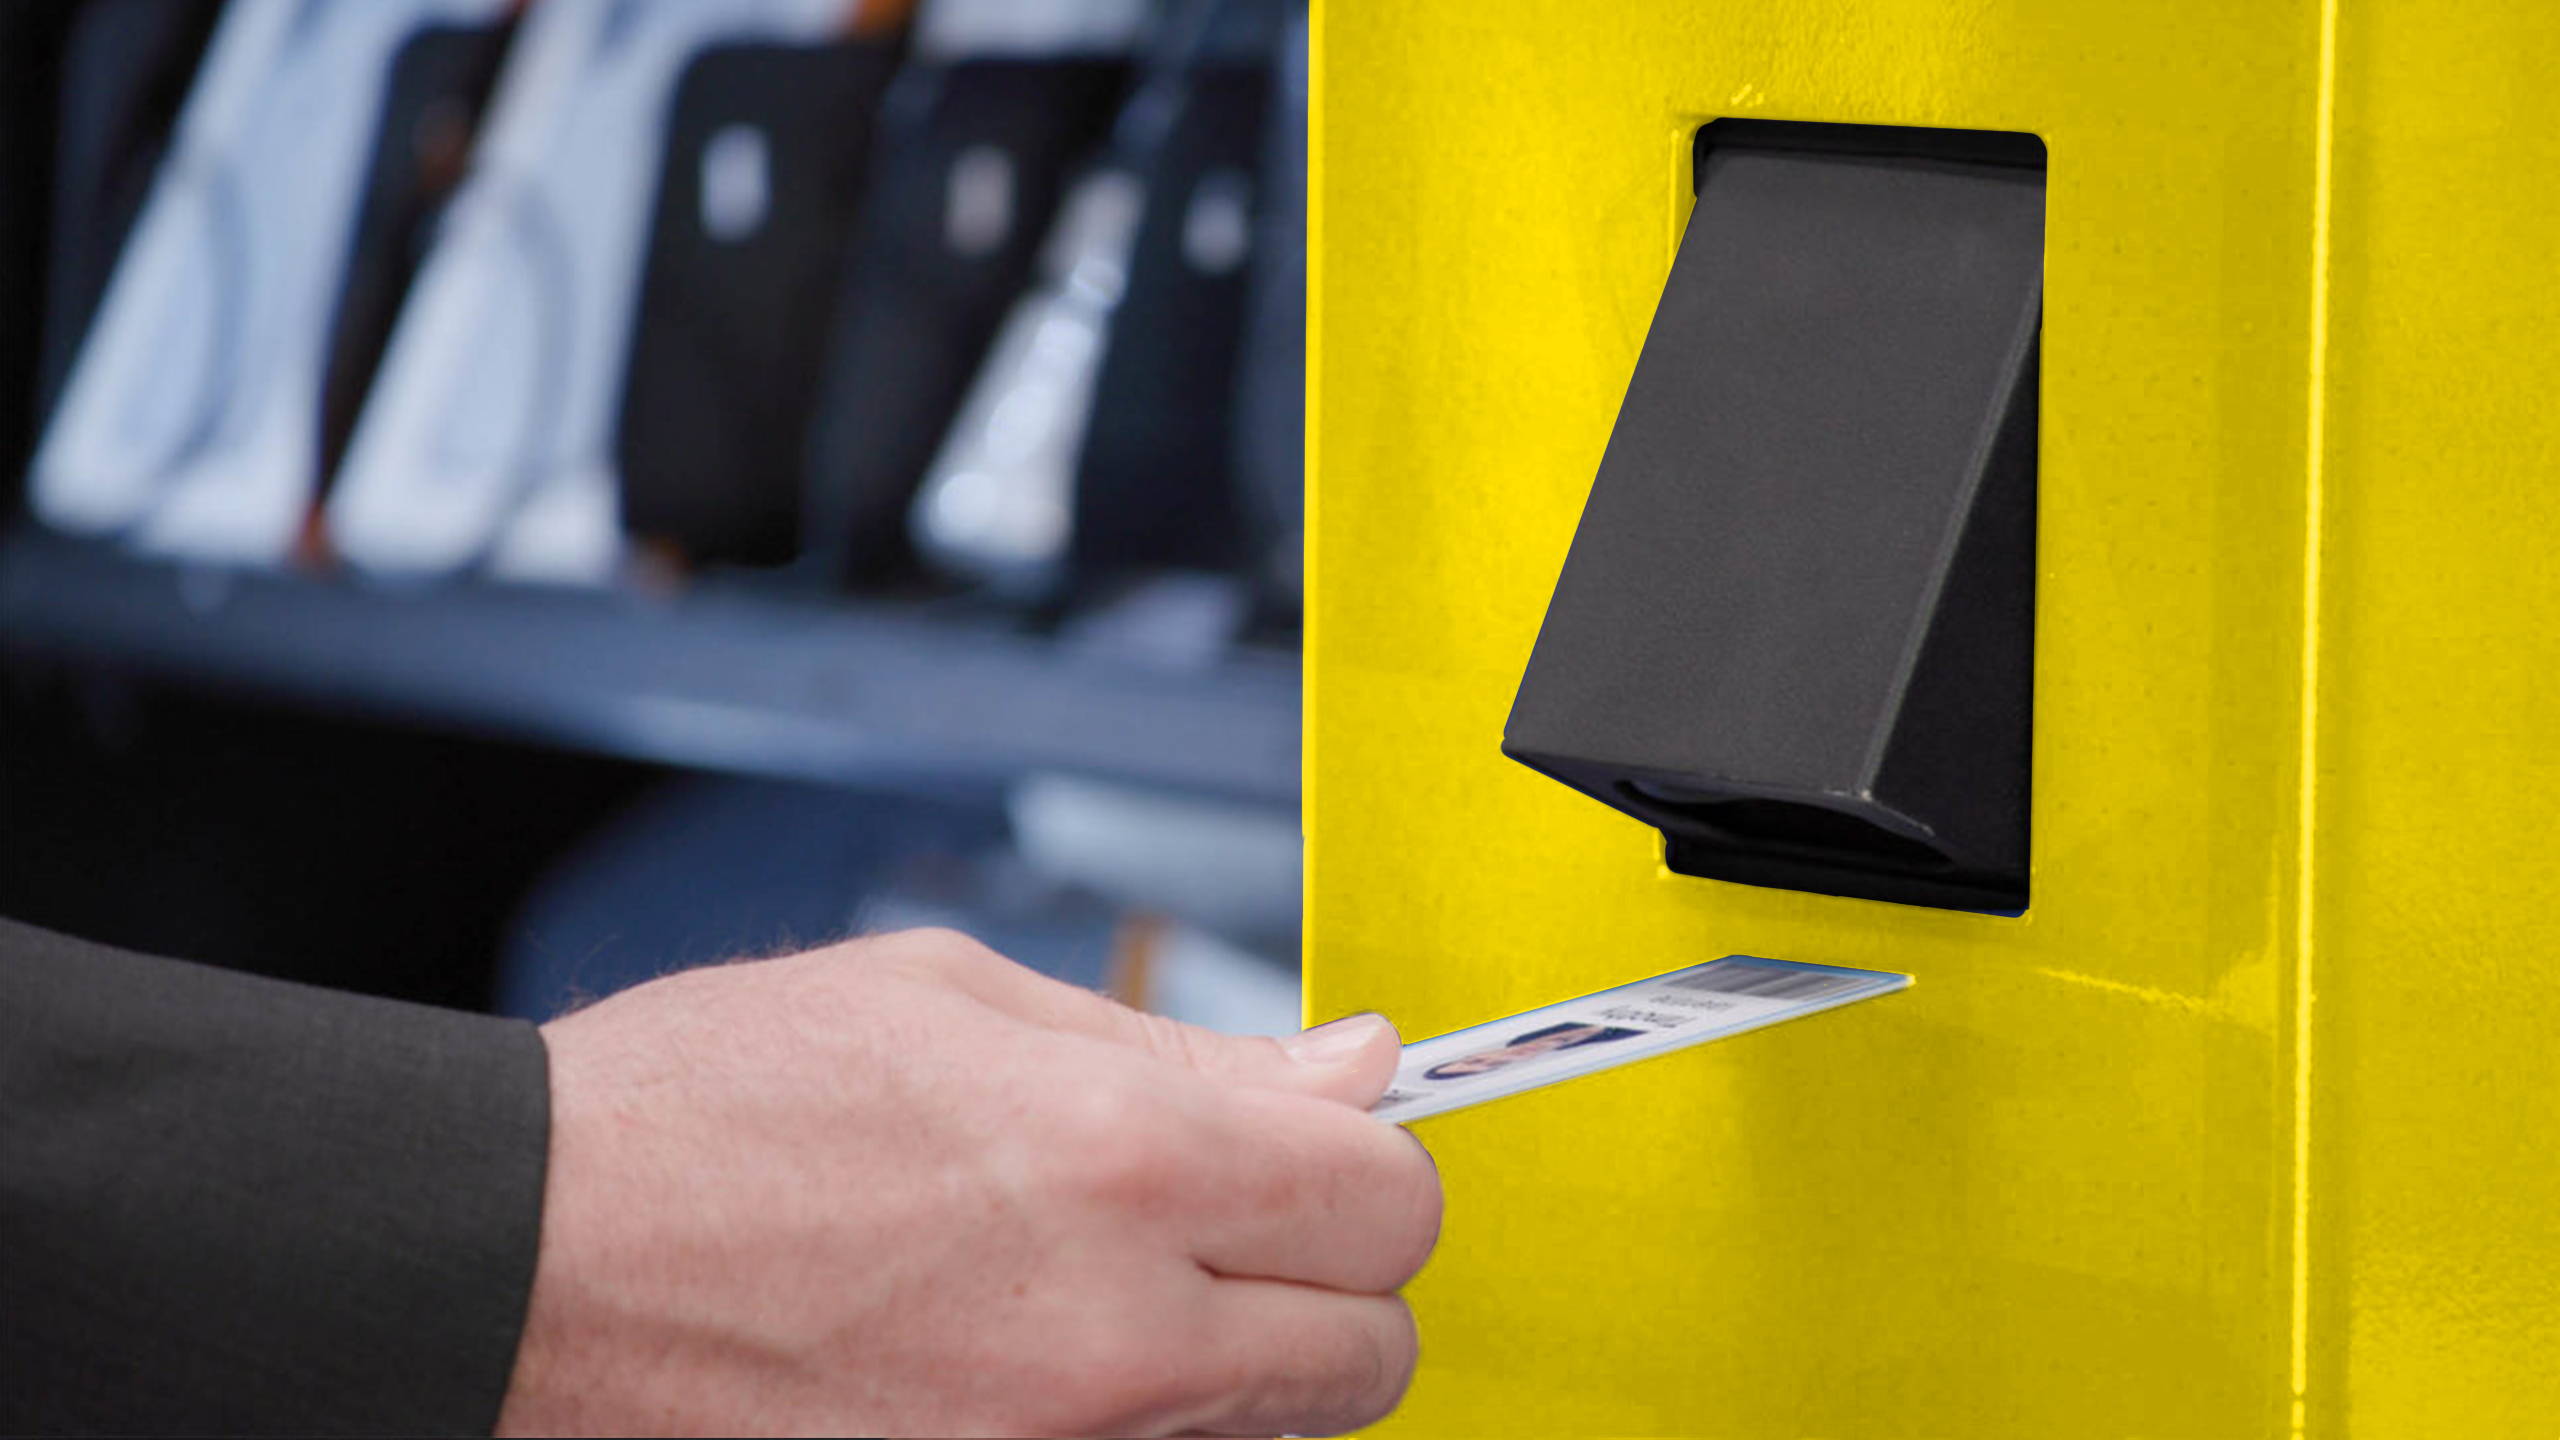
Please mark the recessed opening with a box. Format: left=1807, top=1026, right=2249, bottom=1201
left=1618, top=782, right=1953, bottom=871
left=1693, top=118, right=2047, bottom=178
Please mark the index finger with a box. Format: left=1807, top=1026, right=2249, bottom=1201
left=875, top=929, right=1401, bottom=1106
left=1181, top=1084, right=1443, bottom=1295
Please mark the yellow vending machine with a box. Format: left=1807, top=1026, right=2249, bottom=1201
left=1305, top=1, right=2560, bottom=1434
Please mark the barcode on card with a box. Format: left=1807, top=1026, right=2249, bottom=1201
left=1665, top=962, right=1865, bottom=1002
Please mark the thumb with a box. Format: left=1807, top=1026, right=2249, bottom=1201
left=1133, top=1009, right=1404, bottom=1110
left=1265, top=1011, right=1404, bottom=1108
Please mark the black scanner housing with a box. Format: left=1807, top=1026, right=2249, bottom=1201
left=1503, top=121, right=2043, bottom=911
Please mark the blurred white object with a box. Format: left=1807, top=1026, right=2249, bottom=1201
left=910, top=169, right=1142, bottom=593
left=1057, top=571, right=1251, bottom=670
left=914, top=0, right=1149, bottom=60
left=1009, top=772, right=1300, bottom=945
left=942, top=144, right=1015, bottom=258
left=697, top=122, right=774, bottom=242
left=328, top=0, right=864, bottom=585
left=1141, top=921, right=1300, bottom=1037
left=1181, top=166, right=1253, bottom=274
left=32, top=0, right=509, bottom=564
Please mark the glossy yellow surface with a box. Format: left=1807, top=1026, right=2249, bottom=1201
left=1307, top=1, right=2560, bottom=1433
left=2318, top=7, right=2560, bottom=1436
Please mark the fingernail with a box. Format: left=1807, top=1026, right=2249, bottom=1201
left=1281, top=1012, right=1393, bottom=1065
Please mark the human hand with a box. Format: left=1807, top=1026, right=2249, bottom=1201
left=495, top=928, right=1439, bottom=1438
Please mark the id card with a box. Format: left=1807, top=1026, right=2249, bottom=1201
left=1370, top=956, right=1909, bottom=1125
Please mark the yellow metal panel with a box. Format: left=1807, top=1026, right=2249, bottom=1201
left=2320, top=5, right=2560, bottom=1435
left=1307, top=1, right=2331, bottom=1433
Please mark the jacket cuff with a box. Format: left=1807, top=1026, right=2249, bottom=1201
left=0, top=918, right=551, bottom=1436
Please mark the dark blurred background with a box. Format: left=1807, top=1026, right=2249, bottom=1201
left=0, top=0, right=1306, bottom=1032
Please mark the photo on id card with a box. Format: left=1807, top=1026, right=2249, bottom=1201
left=1369, top=956, right=1909, bottom=1125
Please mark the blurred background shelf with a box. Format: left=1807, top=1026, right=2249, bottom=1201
left=0, top=0, right=1309, bottom=1033
left=0, top=532, right=1299, bottom=806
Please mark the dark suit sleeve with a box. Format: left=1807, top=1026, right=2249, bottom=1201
left=0, top=916, right=550, bottom=1436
